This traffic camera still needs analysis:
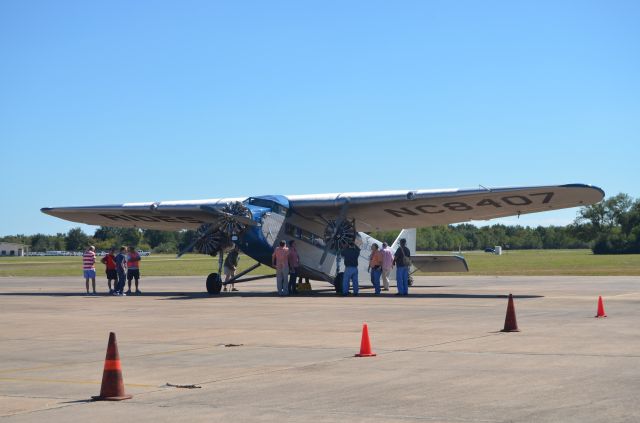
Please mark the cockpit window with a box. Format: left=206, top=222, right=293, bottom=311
left=247, top=198, right=288, bottom=216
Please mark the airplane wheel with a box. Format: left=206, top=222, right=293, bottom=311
left=206, top=273, right=222, bottom=295
left=334, top=272, right=344, bottom=294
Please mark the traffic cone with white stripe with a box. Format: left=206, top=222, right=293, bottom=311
left=92, top=332, right=132, bottom=401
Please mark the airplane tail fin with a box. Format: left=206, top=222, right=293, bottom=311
left=391, top=228, right=416, bottom=253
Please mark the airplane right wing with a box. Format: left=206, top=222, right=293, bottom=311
left=288, top=184, right=605, bottom=231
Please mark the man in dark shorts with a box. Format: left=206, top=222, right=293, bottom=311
left=223, top=244, right=240, bottom=292
left=126, top=246, right=142, bottom=294
left=100, top=248, right=117, bottom=294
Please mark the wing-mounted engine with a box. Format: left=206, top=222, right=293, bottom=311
left=193, top=224, right=233, bottom=256
left=318, top=199, right=355, bottom=266
left=323, top=218, right=356, bottom=251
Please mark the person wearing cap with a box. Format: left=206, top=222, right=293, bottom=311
left=393, top=238, right=411, bottom=295
left=272, top=240, right=289, bottom=296
left=340, top=242, right=361, bottom=296
left=380, top=242, right=394, bottom=291
left=82, top=245, right=97, bottom=295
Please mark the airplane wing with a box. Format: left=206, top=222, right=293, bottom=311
left=42, top=184, right=604, bottom=232
left=287, top=184, right=604, bottom=231
left=410, top=255, right=469, bottom=273
left=41, top=197, right=246, bottom=231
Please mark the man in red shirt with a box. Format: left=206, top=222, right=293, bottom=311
left=126, top=246, right=142, bottom=294
left=100, top=248, right=117, bottom=294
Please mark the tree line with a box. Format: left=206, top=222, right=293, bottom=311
left=3, top=194, right=638, bottom=254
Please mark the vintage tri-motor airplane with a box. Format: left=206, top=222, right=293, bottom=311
left=42, top=184, right=604, bottom=294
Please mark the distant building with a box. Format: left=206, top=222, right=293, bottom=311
left=0, top=242, right=28, bottom=257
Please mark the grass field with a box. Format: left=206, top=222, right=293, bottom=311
left=1, top=250, right=640, bottom=277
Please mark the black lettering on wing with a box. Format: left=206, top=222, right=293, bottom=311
left=155, top=215, right=179, bottom=223
left=100, top=213, right=131, bottom=222
left=530, top=192, right=554, bottom=204
left=177, top=216, right=205, bottom=224
left=384, top=208, right=419, bottom=218
left=502, top=195, right=533, bottom=206
left=476, top=198, right=502, bottom=208
left=129, top=215, right=161, bottom=222
left=415, top=205, right=444, bottom=214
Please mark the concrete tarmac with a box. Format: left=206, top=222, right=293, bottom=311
left=1, top=275, right=640, bottom=422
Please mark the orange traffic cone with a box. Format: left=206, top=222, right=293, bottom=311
left=355, top=323, right=376, bottom=357
left=595, top=296, right=607, bottom=318
left=501, top=294, right=520, bottom=332
left=92, top=332, right=132, bottom=401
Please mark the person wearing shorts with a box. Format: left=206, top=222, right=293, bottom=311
left=223, top=244, right=240, bottom=292
left=126, top=246, right=142, bottom=294
left=82, top=246, right=97, bottom=295
left=101, top=248, right=117, bottom=294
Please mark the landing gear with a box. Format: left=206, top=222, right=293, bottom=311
left=205, top=250, right=226, bottom=295
left=206, top=273, right=222, bottom=295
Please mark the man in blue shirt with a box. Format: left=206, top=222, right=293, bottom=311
left=340, top=243, right=361, bottom=296
left=114, top=246, right=128, bottom=296
left=393, top=238, right=411, bottom=296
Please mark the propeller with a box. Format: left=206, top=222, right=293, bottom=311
left=176, top=224, right=219, bottom=258
left=176, top=201, right=259, bottom=258
left=319, top=200, right=353, bottom=265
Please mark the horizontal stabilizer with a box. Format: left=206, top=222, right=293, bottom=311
left=411, top=255, right=469, bottom=273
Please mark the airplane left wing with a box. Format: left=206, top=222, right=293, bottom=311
left=41, top=197, right=245, bottom=231
left=288, top=184, right=604, bottom=231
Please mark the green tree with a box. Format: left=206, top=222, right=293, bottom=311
left=65, top=228, right=89, bottom=251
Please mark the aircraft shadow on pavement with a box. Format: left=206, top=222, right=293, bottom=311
left=0, top=289, right=543, bottom=300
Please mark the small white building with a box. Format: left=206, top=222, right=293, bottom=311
left=0, top=242, right=28, bottom=257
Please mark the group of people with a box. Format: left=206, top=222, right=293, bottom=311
left=270, top=238, right=412, bottom=297
left=341, top=238, right=411, bottom=296
left=272, top=240, right=301, bottom=296
left=82, top=245, right=142, bottom=296
left=81, top=238, right=411, bottom=297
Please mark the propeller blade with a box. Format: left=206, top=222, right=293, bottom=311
left=319, top=244, right=331, bottom=266
left=176, top=224, right=218, bottom=258
left=176, top=237, right=200, bottom=258
left=319, top=200, right=350, bottom=265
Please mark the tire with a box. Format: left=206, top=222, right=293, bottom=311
left=206, top=273, right=222, bottom=295
left=334, top=272, right=344, bottom=294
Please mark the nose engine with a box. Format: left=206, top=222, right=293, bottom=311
left=178, top=201, right=255, bottom=257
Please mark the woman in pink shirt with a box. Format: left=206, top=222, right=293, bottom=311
left=272, top=240, right=289, bottom=296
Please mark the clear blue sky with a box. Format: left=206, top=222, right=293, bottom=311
left=1, top=0, right=638, bottom=236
